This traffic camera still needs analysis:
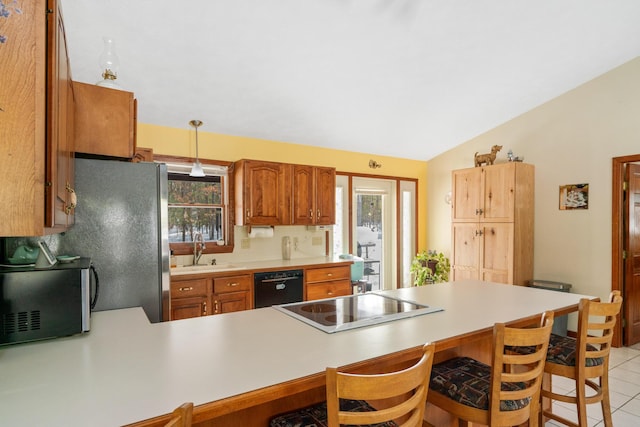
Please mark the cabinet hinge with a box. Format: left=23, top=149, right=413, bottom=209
left=623, top=181, right=628, bottom=191
left=622, top=317, right=627, bottom=328
left=623, top=250, right=627, bottom=260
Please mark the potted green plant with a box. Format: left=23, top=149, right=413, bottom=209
left=410, top=250, right=451, bottom=285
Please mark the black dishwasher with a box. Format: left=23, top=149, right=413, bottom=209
left=254, top=269, right=304, bottom=308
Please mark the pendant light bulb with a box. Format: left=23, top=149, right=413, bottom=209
left=189, top=120, right=205, bottom=177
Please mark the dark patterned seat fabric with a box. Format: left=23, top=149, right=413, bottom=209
left=269, top=399, right=398, bottom=427
left=546, top=333, right=604, bottom=367
left=507, top=334, right=604, bottom=367
left=429, top=357, right=530, bottom=411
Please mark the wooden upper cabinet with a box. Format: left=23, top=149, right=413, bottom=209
left=452, top=163, right=519, bottom=223
left=0, top=0, right=75, bottom=236
left=450, top=162, right=534, bottom=286
left=74, top=82, right=137, bottom=158
left=292, top=165, right=336, bottom=225
left=46, top=0, right=75, bottom=230
left=235, top=160, right=336, bottom=227
left=235, top=160, right=290, bottom=226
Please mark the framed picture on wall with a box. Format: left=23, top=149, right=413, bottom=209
left=559, top=183, right=589, bottom=210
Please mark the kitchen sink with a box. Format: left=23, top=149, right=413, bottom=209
left=170, top=264, right=247, bottom=275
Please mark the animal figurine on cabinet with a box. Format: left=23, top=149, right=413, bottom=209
left=474, top=145, right=502, bottom=167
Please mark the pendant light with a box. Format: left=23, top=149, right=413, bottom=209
left=189, top=119, right=205, bottom=177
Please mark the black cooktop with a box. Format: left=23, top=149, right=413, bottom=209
left=274, top=293, right=443, bottom=333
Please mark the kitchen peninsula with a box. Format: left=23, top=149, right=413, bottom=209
left=0, top=280, right=592, bottom=426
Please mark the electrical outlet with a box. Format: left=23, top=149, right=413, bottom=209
left=293, top=237, right=299, bottom=250
left=312, top=237, right=323, bottom=246
left=241, top=238, right=250, bottom=249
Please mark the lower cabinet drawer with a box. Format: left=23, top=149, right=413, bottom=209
left=306, top=280, right=352, bottom=301
left=305, top=266, right=350, bottom=283
left=213, top=274, right=251, bottom=294
left=170, top=278, right=209, bottom=298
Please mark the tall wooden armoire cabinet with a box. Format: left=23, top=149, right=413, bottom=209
left=450, top=162, right=534, bottom=286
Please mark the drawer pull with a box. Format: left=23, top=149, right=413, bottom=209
left=179, top=286, right=194, bottom=292
left=227, top=282, right=239, bottom=287
left=327, top=273, right=333, bottom=277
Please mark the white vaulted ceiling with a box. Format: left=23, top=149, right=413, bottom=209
left=60, top=0, right=640, bottom=161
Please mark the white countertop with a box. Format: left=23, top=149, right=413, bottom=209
left=0, top=280, right=592, bottom=426
left=170, top=255, right=352, bottom=276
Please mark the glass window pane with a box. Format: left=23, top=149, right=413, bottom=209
left=168, top=179, right=221, bottom=205
left=168, top=206, right=223, bottom=242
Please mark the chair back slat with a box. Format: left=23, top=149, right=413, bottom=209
left=328, top=342, right=435, bottom=427
left=489, top=311, right=554, bottom=426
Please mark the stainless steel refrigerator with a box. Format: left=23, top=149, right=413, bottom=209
left=58, top=158, right=169, bottom=323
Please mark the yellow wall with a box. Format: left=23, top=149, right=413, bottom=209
left=138, top=124, right=429, bottom=249
left=426, top=57, right=640, bottom=308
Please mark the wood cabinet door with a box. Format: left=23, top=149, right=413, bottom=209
left=73, top=82, right=136, bottom=158
left=482, top=163, right=516, bottom=222
left=451, top=167, right=482, bottom=222
left=292, top=165, right=314, bottom=224
left=171, top=296, right=209, bottom=320
left=242, top=161, right=289, bottom=225
left=213, top=291, right=250, bottom=314
left=451, top=223, right=480, bottom=281
left=479, top=223, right=514, bottom=284
left=314, top=166, right=336, bottom=225
left=46, top=0, right=75, bottom=229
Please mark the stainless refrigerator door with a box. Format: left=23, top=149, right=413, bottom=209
left=58, top=158, right=169, bottom=322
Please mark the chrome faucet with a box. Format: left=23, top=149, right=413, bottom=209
left=193, top=232, right=205, bottom=265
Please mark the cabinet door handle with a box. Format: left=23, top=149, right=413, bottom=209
left=64, top=183, right=77, bottom=214
left=178, top=286, right=194, bottom=292
left=214, top=300, right=219, bottom=314
left=246, top=209, right=251, bottom=221
left=317, top=209, right=321, bottom=220
left=309, top=209, right=313, bottom=219
left=475, top=208, right=483, bottom=215
left=227, top=282, right=239, bottom=287
left=475, top=230, right=483, bottom=236
left=202, top=301, right=207, bottom=315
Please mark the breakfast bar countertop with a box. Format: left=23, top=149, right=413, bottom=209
left=0, top=280, right=593, bottom=426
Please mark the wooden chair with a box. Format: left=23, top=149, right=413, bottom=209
left=270, top=342, right=436, bottom=427
left=427, top=311, right=554, bottom=426
left=540, top=291, right=622, bottom=427
left=164, top=402, right=193, bottom=427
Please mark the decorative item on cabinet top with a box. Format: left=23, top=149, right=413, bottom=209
left=96, top=37, right=122, bottom=90
left=474, top=144, right=502, bottom=167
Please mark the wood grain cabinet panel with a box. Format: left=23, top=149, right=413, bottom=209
left=292, top=165, right=335, bottom=225
left=212, top=274, right=252, bottom=314
left=235, top=160, right=290, bottom=226
left=305, top=265, right=351, bottom=301
left=451, top=163, right=533, bottom=286
left=73, top=82, right=137, bottom=159
left=0, top=0, right=75, bottom=236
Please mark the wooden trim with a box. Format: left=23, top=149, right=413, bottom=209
left=611, top=154, right=640, bottom=347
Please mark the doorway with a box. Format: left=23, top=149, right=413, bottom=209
left=333, top=174, right=417, bottom=290
left=612, top=155, right=640, bottom=347
left=352, top=177, right=395, bottom=291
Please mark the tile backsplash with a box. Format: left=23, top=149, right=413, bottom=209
left=175, top=225, right=330, bottom=266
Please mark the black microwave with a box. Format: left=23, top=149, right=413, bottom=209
left=0, top=258, right=95, bottom=346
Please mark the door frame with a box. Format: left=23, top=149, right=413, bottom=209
left=336, top=172, right=419, bottom=288
left=611, top=154, right=640, bottom=347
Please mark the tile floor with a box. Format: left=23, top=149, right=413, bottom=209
left=545, top=343, right=640, bottom=426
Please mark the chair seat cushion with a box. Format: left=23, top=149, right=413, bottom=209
left=269, top=399, right=398, bottom=427
left=429, top=357, right=530, bottom=411
left=546, top=334, right=604, bottom=367
left=507, top=334, right=604, bottom=367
